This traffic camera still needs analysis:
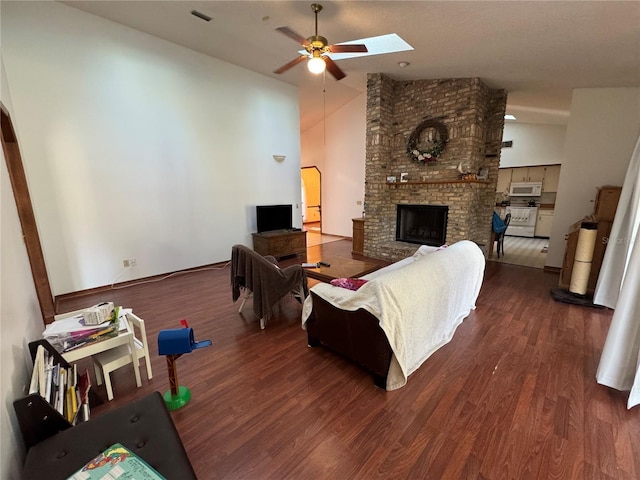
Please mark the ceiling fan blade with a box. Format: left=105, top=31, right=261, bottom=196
left=328, top=44, right=368, bottom=53
left=323, top=56, right=346, bottom=81
left=275, top=27, right=310, bottom=47
left=273, top=55, right=308, bottom=74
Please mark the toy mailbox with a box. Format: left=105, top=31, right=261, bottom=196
left=158, top=324, right=211, bottom=411
left=158, top=328, right=211, bottom=355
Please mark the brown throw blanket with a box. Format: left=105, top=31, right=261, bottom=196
left=231, top=244, right=308, bottom=321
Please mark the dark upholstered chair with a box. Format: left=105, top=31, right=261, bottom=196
left=230, top=245, right=308, bottom=329
left=494, top=213, right=511, bottom=258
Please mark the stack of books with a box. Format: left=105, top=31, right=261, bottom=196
left=29, top=344, right=91, bottom=424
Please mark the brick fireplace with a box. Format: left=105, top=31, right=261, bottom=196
left=363, top=74, right=507, bottom=261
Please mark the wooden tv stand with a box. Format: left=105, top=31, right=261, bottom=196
left=252, top=230, right=307, bottom=259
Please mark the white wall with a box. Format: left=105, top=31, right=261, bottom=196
left=1, top=2, right=302, bottom=295
left=301, top=93, right=366, bottom=237
left=500, top=123, right=566, bottom=167
left=1, top=61, right=47, bottom=478
left=547, top=88, right=640, bottom=267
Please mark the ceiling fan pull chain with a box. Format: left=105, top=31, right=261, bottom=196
left=323, top=69, right=327, bottom=145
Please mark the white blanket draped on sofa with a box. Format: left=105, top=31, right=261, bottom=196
left=302, top=240, right=485, bottom=390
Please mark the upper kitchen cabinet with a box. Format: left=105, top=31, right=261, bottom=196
left=542, top=165, right=561, bottom=192
left=511, top=166, right=546, bottom=182
left=496, top=164, right=562, bottom=193
left=496, top=169, right=512, bottom=193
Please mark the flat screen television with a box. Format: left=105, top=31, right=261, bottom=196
left=256, top=204, right=293, bottom=233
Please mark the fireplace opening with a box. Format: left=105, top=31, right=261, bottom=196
left=396, top=204, right=448, bottom=246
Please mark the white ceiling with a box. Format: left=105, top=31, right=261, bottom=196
left=61, top=1, right=640, bottom=131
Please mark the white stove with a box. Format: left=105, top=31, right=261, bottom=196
left=505, top=206, right=538, bottom=237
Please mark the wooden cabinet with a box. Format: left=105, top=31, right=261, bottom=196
left=526, top=166, right=546, bottom=182
left=594, top=186, right=622, bottom=221
left=495, top=164, right=562, bottom=193
left=511, top=166, right=544, bottom=182
left=496, top=169, right=512, bottom=193
left=542, top=165, right=561, bottom=192
left=535, top=209, right=554, bottom=237
left=510, top=167, right=527, bottom=183
left=252, top=230, right=307, bottom=259
left=352, top=218, right=364, bottom=254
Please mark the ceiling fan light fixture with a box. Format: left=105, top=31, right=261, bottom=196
left=308, top=55, right=326, bottom=74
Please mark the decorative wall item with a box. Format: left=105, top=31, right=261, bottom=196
left=400, top=173, right=409, bottom=182
left=387, top=175, right=397, bottom=183
left=407, top=118, right=449, bottom=164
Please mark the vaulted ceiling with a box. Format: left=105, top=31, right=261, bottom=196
left=62, top=1, right=640, bottom=131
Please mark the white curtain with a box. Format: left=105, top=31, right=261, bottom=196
left=594, top=134, right=640, bottom=409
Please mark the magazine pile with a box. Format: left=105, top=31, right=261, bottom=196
left=43, top=304, right=121, bottom=353
left=68, top=443, right=166, bottom=480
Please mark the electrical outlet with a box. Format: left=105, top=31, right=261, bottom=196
left=123, top=259, right=130, bottom=268
left=129, top=258, right=137, bottom=267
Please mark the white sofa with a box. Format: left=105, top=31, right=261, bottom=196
left=302, top=240, right=486, bottom=390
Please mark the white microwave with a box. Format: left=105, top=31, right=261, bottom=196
left=509, top=182, right=542, bottom=197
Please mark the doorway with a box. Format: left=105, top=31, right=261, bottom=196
left=301, top=166, right=321, bottom=232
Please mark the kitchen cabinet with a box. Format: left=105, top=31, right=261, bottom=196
left=542, top=165, right=561, bottom=192
left=526, top=166, right=546, bottom=182
left=495, top=164, right=562, bottom=193
left=535, top=209, right=554, bottom=237
left=511, top=166, right=545, bottom=183
left=496, top=169, right=512, bottom=193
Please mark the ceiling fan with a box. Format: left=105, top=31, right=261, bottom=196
left=273, top=3, right=367, bottom=81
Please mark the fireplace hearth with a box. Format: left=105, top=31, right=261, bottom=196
left=396, top=204, right=448, bottom=246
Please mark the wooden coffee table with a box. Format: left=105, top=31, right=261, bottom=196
left=304, top=257, right=382, bottom=283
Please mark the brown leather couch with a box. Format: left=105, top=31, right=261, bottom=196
left=305, top=292, right=393, bottom=388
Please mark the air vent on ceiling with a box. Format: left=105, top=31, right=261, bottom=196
left=191, top=10, right=212, bottom=22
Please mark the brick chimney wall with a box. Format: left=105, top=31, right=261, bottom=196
left=363, top=74, right=507, bottom=261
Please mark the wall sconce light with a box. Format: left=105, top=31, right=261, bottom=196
left=273, top=154, right=286, bottom=162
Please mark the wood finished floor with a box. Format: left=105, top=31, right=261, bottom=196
left=57, top=240, right=640, bottom=480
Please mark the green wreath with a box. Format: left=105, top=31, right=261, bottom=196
left=407, top=118, right=449, bottom=163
